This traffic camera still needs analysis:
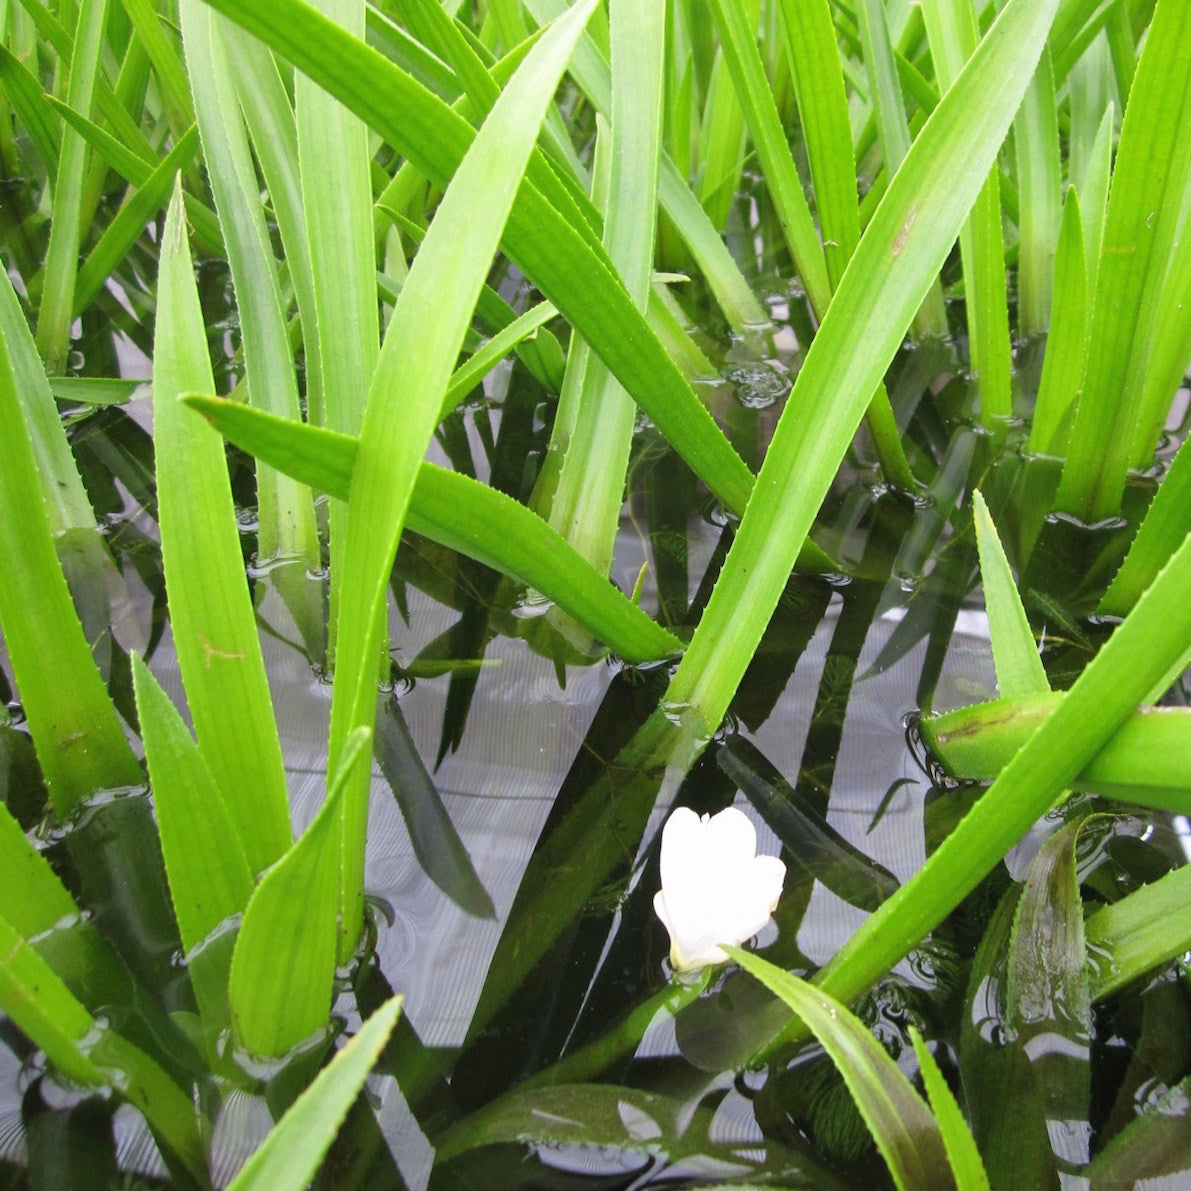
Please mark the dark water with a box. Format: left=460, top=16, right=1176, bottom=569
left=2, top=259, right=1191, bottom=1187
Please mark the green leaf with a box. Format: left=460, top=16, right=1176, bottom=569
left=1028, top=187, right=1088, bottom=456
left=1085, top=864, right=1191, bottom=1000
left=228, top=996, right=403, bottom=1190
left=727, top=947, right=951, bottom=1189
left=1101, top=431, right=1191, bottom=618
left=35, top=0, right=108, bottom=372
left=74, top=126, right=200, bottom=314
left=775, top=0, right=858, bottom=287
left=909, top=1030, right=990, bottom=1191
left=799, top=522, right=1191, bottom=1061
left=186, top=395, right=683, bottom=663
left=10, top=0, right=159, bottom=167
left=664, top=0, right=1063, bottom=727
left=228, top=727, right=372, bottom=1057
left=1052, top=0, right=1124, bottom=84
left=920, top=0, right=1012, bottom=425
left=389, top=0, right=601, bottom=256
left=49, top=376, right=141, bottom=406
left=0, top=913, right=207, bottom=1181
left=0, top=42, right=61, bottom=180
left=709, top=0, right=829, bottom=316
left=0, top=802, right=80, bottom=939
left=446, top=301, right=559, bottom=410
left=180, top=0, right=322, bottom=640
left=153, top=179, right=293, bottom=874
left=544, top=0, right=665, bottom=578
left=131, top=654, right=253, bottom=1026
left=972, top=490, right=1049, bottom=698
left=200, top=0, right=755, bottom=515
left=329, top=0, right=602, bottom=957
left=856, top=0, right=949, bottom=338
left=922, top=693, right=1191, bottom=815
left=46, top=94, right=223, bottom=252
left=1012, top=46, right=1062, bottom=335
left=1056, top=0, right=1191, bottom=519
left=1131, top=189, right=1191, bottom=469
left=711, top=0, right=913, bottom=487
left=216, top=16, right=325, bottom=435
left=0, top=297, right=141, bottom=812
left=120, top=0, right=196, bottom=136
left=295, top=0, right=378, bottom=656
left=0, top=270, right=102, bottom=537
left=47, top=92, right=154, bottom=185
left=1074, top=102, right=1114, bottom=293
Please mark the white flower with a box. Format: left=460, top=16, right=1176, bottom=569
left=653, top=806, right=786, bottom=974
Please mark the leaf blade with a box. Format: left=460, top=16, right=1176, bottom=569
left=228, top=728, right=372, bottom=1056
left=228, top=996, right=403, bottom=1190
left=728, top=947, right=951, bottom=1190
left=153, top=179, right=293, bottom=873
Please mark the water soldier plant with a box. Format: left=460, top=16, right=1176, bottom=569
left=2, top=0, right=1191, bottom=1184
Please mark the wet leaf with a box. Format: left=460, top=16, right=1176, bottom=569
left=923, top=694, right=1191, bottom=815
left=727, top=947, right=953, bottom=1189
left=228, top=996, right=402, bottom=1190
left=1085, top=864, right=1191, bottom=1000
left=972, top=490, right=1049, bottom=698
left=228, top=728, right=371, bottom=1057
left=1085, top=1075, right=1191, bottom=1183
left=1007, top=818, right=1092, bottom=1173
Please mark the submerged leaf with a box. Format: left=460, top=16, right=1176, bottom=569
left=720, top=737, right=899, bottom=912
left=375, top=696, right=494, bottom=919
left=1006, top=818, right=1092, bottom=1172
left=958, top=887, right=1058, bottom=1187
left=1084, top=1075, right=1191, bottom=1183
left=0, top=914, right=206, bottom=1180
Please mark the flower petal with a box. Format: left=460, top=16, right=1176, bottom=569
left=657, top=806, right=708, bottom=895
left=654, top=806, right=786, bottom=974
left=750, top=854, right=787, bottom=914
left=703, top=806, right=759, bottom=868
